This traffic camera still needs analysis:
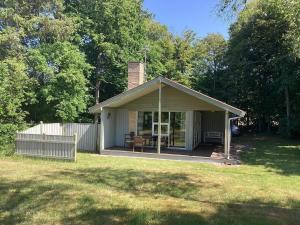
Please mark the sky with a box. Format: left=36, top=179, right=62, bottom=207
left=143, top=0, right=231, bottom=39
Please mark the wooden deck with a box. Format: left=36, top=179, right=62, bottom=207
left=101, top=144, right=238, bottom=164
left=106, top=144, right=224, bottom=157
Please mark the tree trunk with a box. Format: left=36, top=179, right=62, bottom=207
left=94, top=80, right=100, bottom=124
left=94, top=80, right=101, bottom=153
left=285, top=86, right=291, bottom=135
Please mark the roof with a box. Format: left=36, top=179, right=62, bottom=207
left=89, top=76, right=246, bottom=117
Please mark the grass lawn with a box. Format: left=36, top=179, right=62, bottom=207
left=0, top=135, right=300, bottom=225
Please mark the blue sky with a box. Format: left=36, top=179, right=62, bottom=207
left=143, top=0, right=231, bottom=39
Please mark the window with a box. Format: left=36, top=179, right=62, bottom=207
left=153, top=112, right=169, bottom=123
left=153, top=124, right=169, bottom=136
left=137, top=112, right=152, bottom=136
left=137, top=111, right=186, bottom=148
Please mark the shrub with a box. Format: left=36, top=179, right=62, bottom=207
left=0, top=124, right=25, bottom=156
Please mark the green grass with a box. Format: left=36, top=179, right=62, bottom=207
left=0, top=135, right=300, bottom=225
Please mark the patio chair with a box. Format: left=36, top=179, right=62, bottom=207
left=133, top=136, right=144, bottom=152
left=124, top=132, right=135, bottom=148
left=152, top=136, right=168, bottom=148
left=142, top=134, right=153, bottom=146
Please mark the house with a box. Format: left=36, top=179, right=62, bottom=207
left=89, top=62, right=245, bottom=157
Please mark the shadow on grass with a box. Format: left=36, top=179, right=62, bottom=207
left=45, top=167, right=217, bottom=201
left=0, top=178, right=72, bottom=224
left=235, top=135, right=300, bottom=175
left=62, top=201, right=300, bottom=225
left=0, top=177, right=299, bottom=225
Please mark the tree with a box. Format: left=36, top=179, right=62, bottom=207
left=172, top=30, right=195, bottom=86
left=0, top=58, right=35, bottom=153
left=0, top=0, right=91, bottom=123
left=225, top=0, right=300, bottom=134
left=143, top=19, right=194, bottom=86
left=65, top=0, right=146, bottom=101
left=27, top=42, right=91, bottom=122
left=143, top=18, right=177, bottom=80
left=192, top=33, right=227, bottom=98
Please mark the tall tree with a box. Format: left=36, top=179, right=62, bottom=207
left=192, top=33, right=227, bottom=98
left=65, top=0, right=146, bottom=101
left=27, top=42, right=91, bottom=122
left=143, top=18, right=176, bottom=80
left=225, top=0, right=300, bottom=134
left=0, top=0, right=91, bottom=123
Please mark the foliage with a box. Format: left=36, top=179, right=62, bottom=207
left=192, top=33, right=227, bottom=97
left=144, top=19, right=194, bottom=86
left=0, top=0, right=91, bottom=123
left=0, top=58, right=33, bottom=154
left=224, top=0, right=300, bottom=134
left=65, top=0, right=147, bottom=100
left=27, top=42, right=91, bottom=122
left=0, top=124, right=22, bottom=155
left=0, top=59, right=35, bottom=124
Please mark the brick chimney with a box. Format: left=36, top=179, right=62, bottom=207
left=128, top=62, right=144, bottom=90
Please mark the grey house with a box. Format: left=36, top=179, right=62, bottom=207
left=89, top=62, right=245, bottom=157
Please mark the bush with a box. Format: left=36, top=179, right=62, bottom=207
left=0, top=124, right=24, bottom=156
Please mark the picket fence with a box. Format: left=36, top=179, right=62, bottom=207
left=16, top=122, right=99, bottom=161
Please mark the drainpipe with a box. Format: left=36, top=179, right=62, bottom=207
left=227, top=116, right=242, bottom=159
left=99, top=107, right=104, bottom=154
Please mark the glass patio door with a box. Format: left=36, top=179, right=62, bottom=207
left=169, top=112, right=186, bottom=148
left=152, top=112, right=170, bottom=137
left=137, top=111, right=186, bottom=148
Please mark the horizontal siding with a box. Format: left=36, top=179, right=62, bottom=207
left=121, top=86, right=222, bottom=111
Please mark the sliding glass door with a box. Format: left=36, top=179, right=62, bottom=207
left=153, top=112, right=169, bottom=137
left=137, top=111, right=186, bottom=149
left=137, top=112, right=152, bottom=136
left=169, top=112, right=186, bottom=148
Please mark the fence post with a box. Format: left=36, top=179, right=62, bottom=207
left=74, top=133, right=77, bottom=162
left=40, top=121, right=44, bottom=134
left=42, top=133, right=46, bottom=156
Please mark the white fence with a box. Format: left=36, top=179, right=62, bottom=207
left=19, top=122, right=99, bottom=151
left=16, top=133, right=77, bottom=161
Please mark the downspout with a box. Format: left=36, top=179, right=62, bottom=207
left=99, top=107, right=103, bottom=154
left=227, top=116, right=242, bottom=159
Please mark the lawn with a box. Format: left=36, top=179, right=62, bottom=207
left=0, top=135, right=300, bottom=225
